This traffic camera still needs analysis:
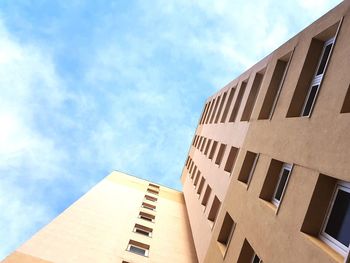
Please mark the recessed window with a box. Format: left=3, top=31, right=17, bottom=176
left=200, top=138, right=207, bottom=152
left=237, top=239, right=263, bottom=263
left=208, top=196, right=221, bottom=228
left=241, top=71, right=265, bottom=121
left=191, top=166, right=197, bottom=180
left=209, top=141, right=218, bottom=160
left=145, top=195, right=157, bottom=202
left=215, top=91, right=227, bottom=123
left=229, top=81, right=247, bottom=122
left=237, top=151, right=259, bottom=186
left=210, top=95, right=221, bottom=123
left=194, top=171, right=201, bottom=187
left=189, top=162, right=194, bottom=174
left=147, top=188, right=159, bottom=195
left=204, top=139, right=212, bottom=156
left=199, top=103, right=209, bottom=124
left=148, top=183, right=159, bottom=189
left=139, top=211, right=155, bottom=222
left=133, top=224, right=153, bottom=237
left=217, top=212, right=236, bottom=256
left=201, top=185, right=212, bottom=207
left=259, top=159, right=292, bottom=209
left=221, top=87, right=236, bottom=123
left=206, top=97, right=216, bottom=124
left=258, top=51, right=293, bottom=120
left=251, top=254, right=263, bottom=263
left=215, top=143, right=227, bottom=166
left=224, top=146, right=239, bottom=173
left=204, top=100, right=214, bottom=124
left=320, top=181, right=350, bottom=256
left=197, top=177, right=206, bottom=196
left=197, top=136, right=203, bottom=149
left=142, top=202, right=156, bottom=211
left=127, top=240, right=150, bottom=257
left=341, top=85, right=350, bottom=113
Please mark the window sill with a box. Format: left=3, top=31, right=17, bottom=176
left=301, top=233, right=344, bottom=263
left=217, top=242, right=228, bottom=258
left=259, top=199, right=277, bottom=213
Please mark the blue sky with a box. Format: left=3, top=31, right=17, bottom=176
left=0, top=0, right=341, bottom=259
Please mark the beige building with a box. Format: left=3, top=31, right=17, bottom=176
left=182, top=1, right=350, bottom=262
left=3, top=172, right=197, bottom=263
left=3, top=1, right=350, bottom=263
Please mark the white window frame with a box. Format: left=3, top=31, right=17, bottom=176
left=251, top=253, right=263, bottom=263
left=320, top=181, right=350, bottom=257
left=127, top=244, right=149, bottom=257
left=271, top=163, right=292, bottom=207
left=301, top=37, right=335, bottom=117
left=133, top=225, right=152, bottom=237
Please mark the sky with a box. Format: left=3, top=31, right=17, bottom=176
left=0, top=0, right=342, bottom=259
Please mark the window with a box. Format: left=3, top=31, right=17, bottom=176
left=287, top=20, right=342, bottom=117
left=221, top=87, right=236, bottom=123
left=237, top=151, right=259, bottom=186
left=201, top=185, right=212, bottom=207
left=210, top=95, right=221, bottom=123
left=204, top=100, right=214, bottom=124
left=238, top=239, right=263, bottom=263
left=197, top=177, right=206, bottom=196
left=148, top=183, right=159, bottom=189
left=133, top=224, right=153, bottom=237
left=229, top=81, right=247, bottom=122
left=259, top=159, right=292, bottom=209
left=320, top=181, right=350, bottom=256
left=139, top=211, right=155, bottom=222
left=204, top=139, right=212, bottom=156
left=206, top=98, right=216, bottom=124
left=142, top=202, right=156, bottom=211
left=217, top=212, right=236, bottom=256
left=341, top=85, right=350, bottom=113
left=215, top=92, right=227, bottom=123
left=251, top=254, right=263, bottom=263
left=301, top=38, right=335, bottom=116
left=209, top=141, right=218, bottom=160
left=224, top=146, right=239, bottom=173
left=200, top=138, right=207, bottom=152
left=145, top=195, right=157, bottom=202
left=241, top=71, right=264, bottom=121
left=194, top=171, right=201, bottom=187
left=208, top=196, right=221, bottom=228
left=127, top=240, right=150, bottom=257
left=199, top=103, right=209, bottom=124
left=191, top=166, right=197, bottom=180
left=197, top=136, right=203, bottom=149
left=215, top=143, right=227, bottom=166
left=147, top=188, right=159, bottom=195
left=258, top=51, right=293, bottom=120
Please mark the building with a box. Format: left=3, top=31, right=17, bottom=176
left=3, top=1, right=350, bottom=263
left=3, top=172, right=197, bottom=263
left=182, top=1, right=350, bottom=262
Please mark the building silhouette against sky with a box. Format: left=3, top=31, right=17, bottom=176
left=3, top=0, right=350, bottom=262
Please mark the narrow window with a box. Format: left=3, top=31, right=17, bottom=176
left=217, top=212, right=236, bottom=256
left=241, top=72, right=264, bottom=121
left=142, top=202, right=156, bottom=211
left=209, top=141, right=218, bottom=160
left=215, top=92, right=227, bottom=123
left=224, top=146, right=239, bottom=173
left=320, top=181, right=350, bottom=256
left=271, top=163, right=292, bottom=206
left=127, top=240, right=150, bottom=257
left=194, top=171, right=201, bottom=187
left=197, top=136, right=203, bottom=149
left=341, top=85, right=350, bottom=113
left=208, top=196, right=221, bottom=228
left=148, top=183, right=159, bottom=189
left=204, top=100, right=214, bottom=124
left=199, top=103, right=209, bottom=124
left=204, top=139, right=212, bottom=156
left=210, top=95, right=221, bottom=123
left=221, top=87, right=236, bottom=123
left=238, top=151, right=259, bottom=186
left=238, top=239, right=263, bottom=263
left=133, top=224, right=153, bottom=237
left=189, top=162, right=194, bottom=174
left=200, top=138, right=207, bottom=152
left=229, top=81, right=247, bottom=122
left=197, top=177, right=206, bottom=196
left=145, top=195, right=157, bottom=202
left=147, top=188, right=159, bottom=195
left=139, top=211, right=155, bottom=222
left=191, top=166, right=197, bottom=180
left=206, top=98, right=217, bottom=124
left=201, top=185, right=212, bottom=207
left=215, top=144, right=227, bottom=166
left=258, top=51, right=293, bottom=120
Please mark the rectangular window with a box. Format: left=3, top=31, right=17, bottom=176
left=148, top=183, right=159, bottom=189
left=194, top=171, right=201, bottom=187
left=215, top=143, right=227, bottom=166
left=258, top=51, right=293, bottom=120
left=139, top=211, right=155, bottom=222
left=217, top=212, right=236, bottom=256
left=229, top=81, right=247, bottom=122
left=199, top=103, right=209, bottom=124
left=271, top=163, right=292, bottom=206
left=204, top=139, right=212, bottom=156
left=127, top=240, right=150, bottom=257
left=133, top=224, right=153, bottom=237
left=221, top=87, right=236, bottom=123
left=200, top=138, right=207, bottom=152
left=191, top=166, right=197, bottom=180
left=224, top=146, right=239, bottom=173
left=145, top=195, right=157, bottom=202
left=215, top=92, right=227, bottom=123
left=209, top=141, right=218, bottom=160
left=147, top=188, right=159, bottom=195
left=142, top=202, right=156, bottom=211
left=201, top=185, right=212, bottom=207
left=241, top=72, right=264, bottom=121
left=287, top=20, right=342, bottom=117
left=341, top=85, right=350, bottom=113
left=320, top=181, right=350, bottom=256
left=210, top=95, right=221, bottom=123
left=208, top=196, right=221, bottom=228
left=204, top=100, right=214, bottom=124
left=206, top=98, right=217, bottom=124
left=197, top=136, right=203, bottom=149
left=197, top=177, right=206, bottom=196
left=237, top=239, right=262, bottom=263
left=237, top=151, right=259, bottom=186
left=189, top=162, right=194, bottom=174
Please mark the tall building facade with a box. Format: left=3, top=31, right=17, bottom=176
left=182, top=1, right=350, bottom=262
left=3, top=1, right=350, bottom=263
